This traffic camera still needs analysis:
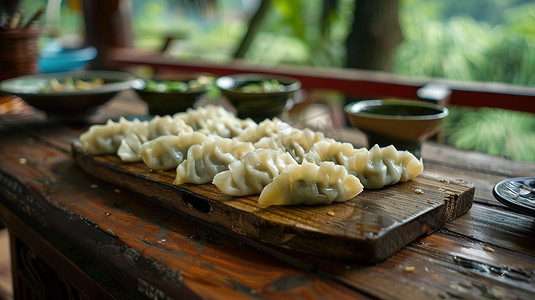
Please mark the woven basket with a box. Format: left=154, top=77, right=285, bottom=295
left=0, top=27, right=42, bottom=82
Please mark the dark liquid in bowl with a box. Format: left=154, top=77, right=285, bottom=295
left=361, top=104, right=442, bottom=116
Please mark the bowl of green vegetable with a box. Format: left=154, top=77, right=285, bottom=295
left=216, top=73, right=301, bottom=122
left=0, top=70, right=135, bottom=119
left=132, top=75, right=212, bottom=116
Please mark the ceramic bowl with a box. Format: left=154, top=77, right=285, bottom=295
left=345, top=99, right=449, bottom=157
left=132, top=76, right=211, bottom=116
left=38, top=47, right=97, bottom=73
left=39, top=47, right=98, bottom=73
left=216, top=73, right=301, bottom=122
left=0, top=70, right=135, bottom=119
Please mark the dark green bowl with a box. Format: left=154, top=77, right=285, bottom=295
left=216, top=73, right=301, bottom=122
left=132, top=78, right=209, bottom=116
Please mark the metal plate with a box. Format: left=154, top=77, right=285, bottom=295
left=493, top=177, right=535, bottom=217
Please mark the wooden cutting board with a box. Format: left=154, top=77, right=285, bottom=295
left=71, top=139, right=474, bottom=263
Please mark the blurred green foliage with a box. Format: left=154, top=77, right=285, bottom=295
left=397, top=0, right=535, bottom=162
left=245, top=0, right=354, bottom=67
left=132, top=0, right=249, bottom=61
left=442, top=107, right=535, bottom=162
left=396, top=0, right=535, bottom=85
left=133, top=0, right=535, bottom=88
left=19, top=0, right=535, bottom=162
left=19, top=0, right=84, bottom=47
left=116, top=0, right=535, bottom=162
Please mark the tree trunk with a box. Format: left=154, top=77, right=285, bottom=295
left=345, top=0, right=403, bottom=71
left=233, top=0, right=272, bottom=59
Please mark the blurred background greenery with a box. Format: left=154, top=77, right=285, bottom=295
left=17, top=0, right=535, bottom=162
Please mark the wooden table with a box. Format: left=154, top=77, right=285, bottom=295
left=1, top=91, right=534, bottom=300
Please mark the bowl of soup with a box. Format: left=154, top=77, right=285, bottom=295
left=345, top=99, right=449, bottom=157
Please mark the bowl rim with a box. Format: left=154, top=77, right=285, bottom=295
left=131, top=78, right=208, bottom=95
left=216, top=73, right=302, bottom=95
left=0, top=70, right=135, bottom=96
left=39, top=46, right=98, bottom=60
left=344, top=99, right=449, bottom=121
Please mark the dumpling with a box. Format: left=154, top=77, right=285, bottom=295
left=117, top=132, right=149, bottom=162
left=174, top=104, right=237, bottom=125
left=344, top=144, right=423, bottom=189
left=139, top=132, right=209, bottom=170
left=148, top=115, right=193, bottom=139
left=213, top=148, right=298, bottom=196
left=174, top=105, right=255, bottom=138
left=80, top=115, right=194, bottom=157
left=254, top=127, right=324, bottom=163
left=258, top=161, right=363, bottom=206
left=80, top=117, right=148, bottom=155
left=115, top=115, right=193, bottom=162
left=174, top=136, right=255, bottom=185
left=196, top=117, right=256, bottom=138
left=303, top=139, right=365, bottom=165
left=235, top=117, right=292, bottom=143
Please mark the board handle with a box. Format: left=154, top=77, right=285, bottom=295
left=182, top=192, right=211, bottom=214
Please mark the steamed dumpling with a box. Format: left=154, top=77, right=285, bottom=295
left=139, top=132, right=208, bottom=170
left=213, top=148, right=298, bottom=196
left=80, top=114, right=194, bottom=157
left=254, top=127, right=324, bottom=163
left=174, top=104, right=237, bottom=126
left=117, top=132, right=150, bottom=162
left=194, top=117, right=256, bottom=138
left=174, top=104, right=255, bottom=138
left=147, top=115, right=193, bottom=139
left=80, top=117, right=148, bottom=155
left=115, top=116, right=194, bottom=162
left=258, top=161, right=363, bottom=206
left=174, top=136, right=254, bottom=185
left=304, top=139, right=366, bottom=166
left=344, top=144, right=423, bottom=189
left=235, top=117, right=292, bottom=143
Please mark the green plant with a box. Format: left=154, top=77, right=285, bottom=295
left=241, top=0, right=354, bottom=67
left=442, top=106, right=535, bottom=162
left=396, top=1, right=535, bottom=85
left=396, top=0, right=535, bottom=162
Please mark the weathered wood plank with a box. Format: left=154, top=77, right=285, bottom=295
left=422, top=142, right=535, bottom=178
left=71, top=138, right=474, bottom=263
left=2, top=96, right=533, bottom=300
left=253, top=225, right=535, bottom=300
left=417, top=164, right=507, bottom=206
left=444, top=204, right=535, bottom=255
left=337, top=130, right=534, bottom=208
left=9, top=138, right=525, bottom=300
left=0, top=133, right=373, bottom=299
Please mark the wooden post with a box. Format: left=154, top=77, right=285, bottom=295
left=82, top=0, right=134, bottom=70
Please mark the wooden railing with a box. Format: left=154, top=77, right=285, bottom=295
left=107, top=48, right=535, bottom=114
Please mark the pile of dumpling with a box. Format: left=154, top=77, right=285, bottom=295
left=79, top=105, right=423, bottom=206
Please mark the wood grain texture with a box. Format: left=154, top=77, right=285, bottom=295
left=71, top=139, right=474, bottom=263
left=2, top=94, right=534, bottom=299
left=0, top=132, right=370, bottom=300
